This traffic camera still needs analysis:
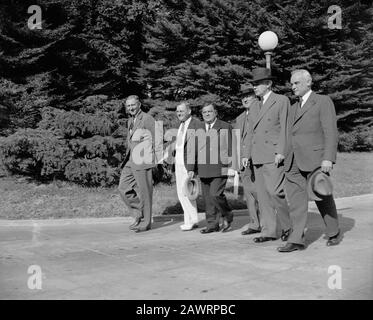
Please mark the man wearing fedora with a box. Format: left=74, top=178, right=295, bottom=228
left=174, top=102, right=202, bottom=231
left=277, top=69, right=340, bottom=252
left=118, top=95, right=163, bottom=233
left=233, top=83, right=261, bottom=236
left=189, top=103, right=234, bottom=234
left=247, top=67, right=292, bottom=243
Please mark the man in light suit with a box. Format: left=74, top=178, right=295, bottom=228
left=247, top=68, right=291, bottom=243
left=277, top=69, right=340, bottom=252
left=118, top=95, right=163, bottom=233
left=234, top=83, right=261, bottom=235
left=189, top=103, right=234, bottom=234
left=174, top=102, right=202, bottom=231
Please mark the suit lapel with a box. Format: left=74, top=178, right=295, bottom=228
left=254, top=92, right=276, bottom=128
left=294, top=92, right=316, bottom=125
left=184, top=117, right=194, bottom=147
left=198, top=119, right=221, bottom=151
left=290, top=101, right=299, bottom=126
left=236, top=112, right=246, bottom=139
left=212, top=119, right=222, bottom=132
left=130, top=111, right=143, bottom=139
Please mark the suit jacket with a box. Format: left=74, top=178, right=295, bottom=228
left=123, top=110, right=163, bottom=171
left=232, top=101, right=259, bottom=171
left=247, top=92, right=289, bottom=165
left=284, top=92, right=338, bottom=172
left=196, top=119, right=233, bottom=178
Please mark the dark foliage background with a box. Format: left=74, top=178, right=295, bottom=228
left=0, top=0, right=372, bottom=186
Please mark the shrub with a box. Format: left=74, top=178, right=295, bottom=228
left=64, top=158, right=119, bottom=187
left=0, top=129, right=73, bottom=178
left=68, top=136, right=126, bottom=166
left=0, top=95, right=178, bottom=187
left=338, top=129, right=373, bottom=152
left=338, top=132, right=356, bottom=152
left=56, top=111, right=116, bottom=138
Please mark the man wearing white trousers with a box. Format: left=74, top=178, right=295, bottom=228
left=174, top=102, right=202, bottom=231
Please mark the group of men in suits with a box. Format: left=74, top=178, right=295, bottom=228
left=118, top=68, right=341, bottom=252
left=234, top=68, right=340, bottom=252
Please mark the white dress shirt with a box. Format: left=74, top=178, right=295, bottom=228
left=300, top=90, right=312, bottom=108
left=177, top=116, right=192, bottom=144
left=205, top=118, right=217, bottom=131
left=262, top=90, right=272, bottom=104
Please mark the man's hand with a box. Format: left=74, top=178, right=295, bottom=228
left=242, top=157, right=249, bottom=168
left=188, top=171, right=194, bottom=179
left=274, top=154, right=285, bottom=167
left=321, top=160, right=333, bottom=173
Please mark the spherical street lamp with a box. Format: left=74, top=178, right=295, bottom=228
left=258, top=31, right=278, bottom=69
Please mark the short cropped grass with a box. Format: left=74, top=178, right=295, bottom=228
left=0, top=152, right=371, bottom=220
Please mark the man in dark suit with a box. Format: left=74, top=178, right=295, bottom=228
left=174, top=102, right=202, bottom=231
left=277, top=69, right=340, bottom=252
left=247, top=68, right=292, bottom=243
left=188, top=103, right=234, bottom=233
left=118, top=95, right=163, bottom=233
left=233, top=84, right=261, bottom=235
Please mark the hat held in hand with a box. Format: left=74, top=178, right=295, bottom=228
left=183, top=176, right=200, bottom=201
left=307, top=167, right=333, bottom=201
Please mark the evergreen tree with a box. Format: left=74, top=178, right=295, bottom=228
left=137, top=0, right=262, bottom=121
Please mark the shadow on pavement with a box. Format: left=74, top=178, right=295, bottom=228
left=305, top=212, right=355, bottom=246
left=150, top=219, right=181, bottom=230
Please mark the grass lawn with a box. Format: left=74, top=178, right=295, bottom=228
left=331, top=152, right=373, bottom=197
left=0, top=152, right=372, bottom=220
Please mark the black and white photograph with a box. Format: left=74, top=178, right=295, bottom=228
left=0, top=0, right=372, bottom=303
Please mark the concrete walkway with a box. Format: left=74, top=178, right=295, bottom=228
left=0, top=194, right=372, bottom=300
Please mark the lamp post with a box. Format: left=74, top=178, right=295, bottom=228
left=258, top=31, right=278, bottom=70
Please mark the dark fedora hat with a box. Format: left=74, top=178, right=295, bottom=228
left=183, top=176, right=200, bottom=201
left=239, top=83, right=255, bottom=97
left=307, top=167, right=334, bottom=201
left=249, top=67, right=275, bottom=83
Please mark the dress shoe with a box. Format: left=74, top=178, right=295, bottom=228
left=277, top=243, right=304, bottom=252
left=253, top=236, right=276, bottom=243
left=129, top=216, right=141, bottom=230
left=280, top=228, right=292, bottom=241
left=200, top=226, right=219, bottom=234
left=221, top=221, right=232, bottom=233
left=180, top=223, right=198, bottom=231
left=241, top=228, right=261, bottom=236
left=326, top=230, right=340, bottom=246
left=134, top=225, right=151, bottom=233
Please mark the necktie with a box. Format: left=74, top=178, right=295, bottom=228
left=259, top=97, right=263, bottom=109
left=207, top=123, right=211, bottom=131
left=296, top=97, right=303, bottom=118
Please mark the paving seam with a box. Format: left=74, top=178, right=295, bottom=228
left=1, top=193, right=372, bottom=227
